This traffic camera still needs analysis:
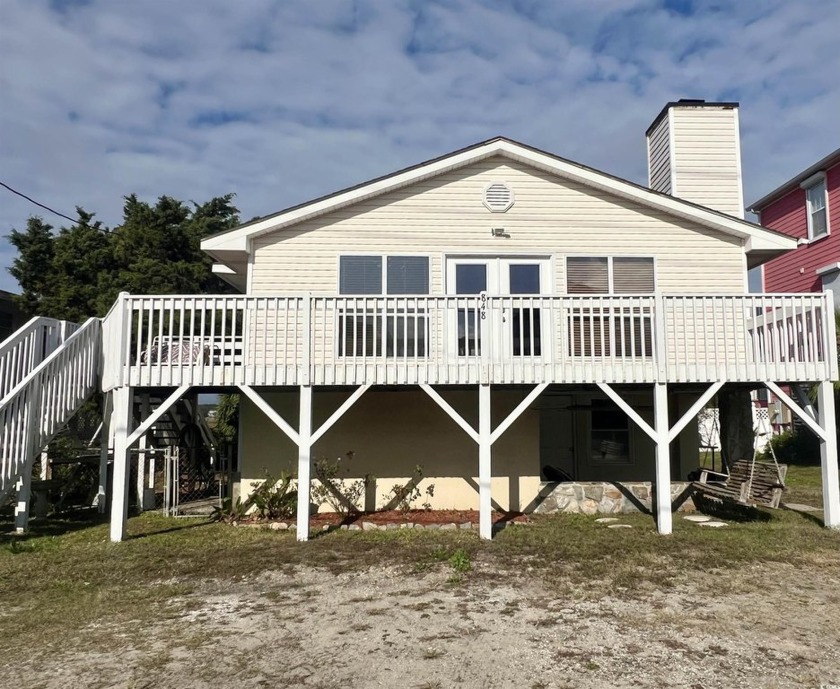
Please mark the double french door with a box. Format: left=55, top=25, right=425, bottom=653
left=446, top=257, right=550, bottom=361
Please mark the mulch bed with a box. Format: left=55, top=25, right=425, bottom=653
left=308, top=509, right=529, bottom=528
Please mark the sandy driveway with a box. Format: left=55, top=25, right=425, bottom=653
left=7, top=559, right=840, bottom=689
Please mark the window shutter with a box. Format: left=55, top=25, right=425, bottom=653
left=386, top=256, right=429, bottom=294
left=566, top=257, right=609, bottom=294
left=339, top=256, right=382, bottom=294
left=613, top=258, right=655, bottom=294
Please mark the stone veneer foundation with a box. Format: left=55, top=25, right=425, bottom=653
left=533, top=481, right=696, bottom=515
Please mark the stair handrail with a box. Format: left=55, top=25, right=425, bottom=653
left=0, top=317, right=99, bottom=411
left=0, top=316, right=80, bottom=398
left=0, top=317, right=101, bottom=501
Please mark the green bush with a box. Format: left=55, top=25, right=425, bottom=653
left=210, top=497, right=248, bottom=524
left=249, top=471, right=298, bottom=520
left=761, top=429, right=820, bottom=466
left=312, top=451, right=369, bottom=515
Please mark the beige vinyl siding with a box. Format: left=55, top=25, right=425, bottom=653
left=670, top=107, right=743, bottom=218
left=251, top=156, right=746, bottom=297
left=647, top=114, right=672, bottom=194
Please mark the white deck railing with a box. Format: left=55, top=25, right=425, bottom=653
left=99, top=292, right=838, bottom=389
left=0, top=317, right=79, bottom=399
left=0, top=317, right=100, bottom=501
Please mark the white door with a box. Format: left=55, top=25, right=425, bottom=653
left=446, top=257, right=550, bottom=360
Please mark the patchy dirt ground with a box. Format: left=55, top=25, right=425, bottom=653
left=7, top=560, right=840, bottom=689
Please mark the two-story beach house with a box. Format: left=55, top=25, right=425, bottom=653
left=1, top=100, right=837, bottom=542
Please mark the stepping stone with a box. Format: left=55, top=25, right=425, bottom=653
left=683, top=515, right=712, bottom=523
left=784, top=503, right=820, bottom=512
left=698, top=521, right=728, bottom=528
left=594, top=517, right=620, bottom=523
left=607, top=524, right=632, bottom=529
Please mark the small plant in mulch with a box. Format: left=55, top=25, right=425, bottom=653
left=210, top=497, right=248, bottom=524
left=211, top=470, right=297, bottom=523
left=383, top=465, right=435, bottom=513
left=249, top=471, right=297, bottom=520
left=311, top=451, right=371, bottom=515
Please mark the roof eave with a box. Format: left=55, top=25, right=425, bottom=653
left=748, top=147, right=840, bottom=212
left=200, top=136, right=795, bottom=258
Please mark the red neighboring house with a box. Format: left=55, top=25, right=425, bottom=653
left=749, top=148, right=840, bottom=297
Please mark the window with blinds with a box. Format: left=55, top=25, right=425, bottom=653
left=338, top=255, right=430, bottom=357
left=613, top=257, right=654, bottom=293
left=339, top=256, right=382, bottom=295
left=387, top=256, right=429, bottom=294
left=567, top=257, right=608, bottom=294
left=806, top=178, right=828, bottom=240
left=566, top=257, right=654, bottom=294
left=567, top=256, right=654, bottom=358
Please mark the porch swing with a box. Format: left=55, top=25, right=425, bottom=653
left=692, top=418, right=788, bottom=510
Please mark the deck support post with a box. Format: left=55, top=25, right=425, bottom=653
left=15, top=375, right=45, bottom=533
left=598, top=382, right=672, bottom=533
left=97, top=391, right=113, bottom=513
left=296, top=385, right=313, bottom=542
left=817, top=381, right=840, bottom=529
left=110, top=386, right=133, bottom=542
left=653, top=382, right=672, bottom=535
left=240, top=384, right=372, bottom=541
left=420, top=383, right=547, bottom=540
left=136, top=393, right=150, bottom=511
left=478, top=384, right=492, bottom=540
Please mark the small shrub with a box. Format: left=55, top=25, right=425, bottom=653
left=448, top=548, right=471, bottom=573
left=312, top=451, right=370, bottom=515
left=210, top=497, right=248, bottom=524
left=385, top=465, right=435, bottom=512
left=761, top=428, right=820, bottom=466
left=249, top=471, right=298, bottom=520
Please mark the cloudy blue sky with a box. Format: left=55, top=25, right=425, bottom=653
left=1, top=0, right=838, bottom=293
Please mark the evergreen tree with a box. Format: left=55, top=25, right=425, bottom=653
left=8, top=216, right=55, bottom=317
left=7, top=193, right=240, bottom=320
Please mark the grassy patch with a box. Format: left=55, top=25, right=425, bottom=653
left=1, top=497, right=839, bottom=658
left=783, top=465, right=823, bottom=506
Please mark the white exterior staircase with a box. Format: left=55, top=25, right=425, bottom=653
left=0, top=315, right=220, bottom=521
left=0, top=316, right=101, bottom=506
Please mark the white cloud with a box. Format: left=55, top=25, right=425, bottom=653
left=0, top=0, right=837, bottom=292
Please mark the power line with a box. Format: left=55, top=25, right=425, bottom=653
left=0, top=181, right=79, bottom=224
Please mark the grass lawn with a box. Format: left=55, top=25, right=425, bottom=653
left=1, top=463, right=839, bottom=666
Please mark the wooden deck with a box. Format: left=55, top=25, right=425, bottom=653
left=100, top=291, right=838, bottom=390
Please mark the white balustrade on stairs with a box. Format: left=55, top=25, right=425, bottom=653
left=0, top=316, right=80, bottom=399
left=0, top=317, right=101, bottom=503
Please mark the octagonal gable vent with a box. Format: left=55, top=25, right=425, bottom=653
left=483, top=182, right=514, bottom=212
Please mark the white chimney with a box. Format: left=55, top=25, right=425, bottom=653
left=646, top=100, right=744, bottom=219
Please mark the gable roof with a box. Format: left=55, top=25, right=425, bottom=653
left=202, top=136, right=796, bottom=279
left=748, top=147, right=840, bottom=212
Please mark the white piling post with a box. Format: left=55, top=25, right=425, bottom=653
left=478, top=384, right=492, bottom=540
left=97, top=392, right=113, bottom=513
left=817, top=380, right=840, bottom=528
left=109, top=386, right=133, bottom=542
left=296, top=385, right=313, bottom=542
left=136, top=394, right=149, bottom=511
left=653, top=382, right=672, bottom=535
